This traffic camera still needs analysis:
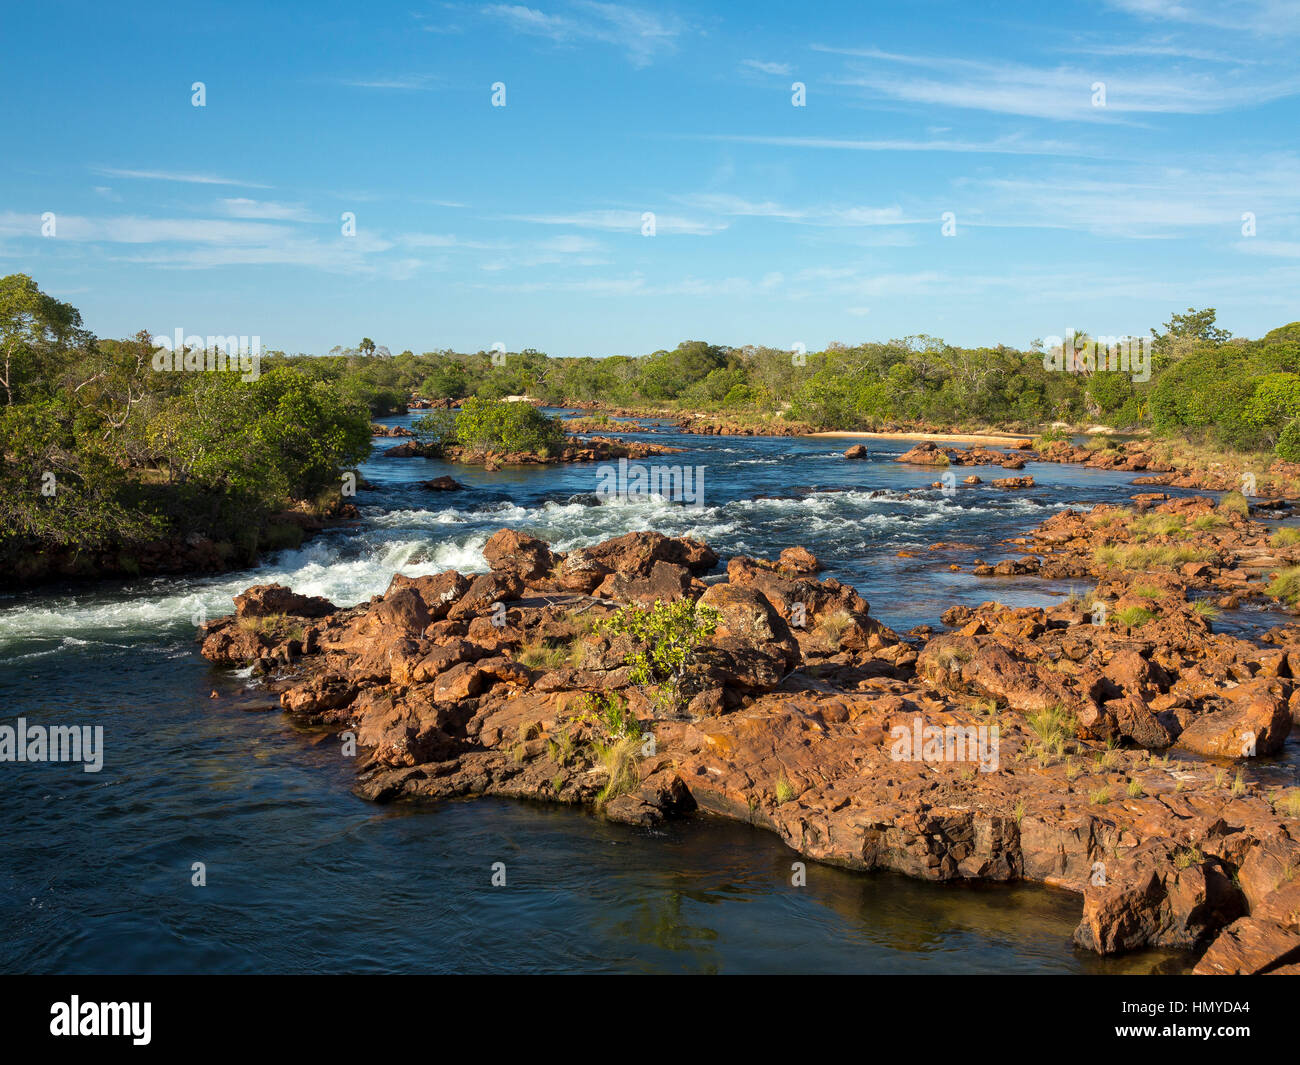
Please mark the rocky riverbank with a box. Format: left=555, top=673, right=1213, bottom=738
left=4, top=498, right=362, bottom=588
left=199, top=517, right=1300, bottom=974
left=382, top=434, right=682, bottom=469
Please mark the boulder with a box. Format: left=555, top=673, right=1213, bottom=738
left=482, top=529, right=556, bottom=582
left=595, top=560, right=692, bottom=605
left=420, top=476, right=465, bottom=491
left=1175, top=678, right=1292, bottom=757
left=233, top=584, right=336, bottom=619
left=447, top=571, right=525, bottom=621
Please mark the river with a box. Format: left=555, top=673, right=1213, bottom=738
left=3, top=415, right=1244, bottom=973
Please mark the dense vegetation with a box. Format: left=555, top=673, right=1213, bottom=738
left=4, top=269, right=1299, bottom=583
left=412, top=396, right=566, bottom=457
left=279, top=309, right=1300, bottom=459
left=0, top=274, right=371, bottom=581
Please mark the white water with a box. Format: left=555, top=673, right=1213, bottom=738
left=0, top=486, right=1061, bottom=650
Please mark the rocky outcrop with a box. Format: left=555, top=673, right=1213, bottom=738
left=897, top=442, right=1031, bottom=469
left=198, top=526, right=1300, bottom=972
left=383, top=435, right=683, bottom=466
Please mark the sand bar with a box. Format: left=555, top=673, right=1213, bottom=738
left=808, top=430, right=1034, bottom=447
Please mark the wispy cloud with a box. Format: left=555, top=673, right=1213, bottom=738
left=0, top=211, right=289, bottom=244
left=694, top=132, right=1082, bottom=157
left=480, top=2, right=684, bottom=66
left=1103, top=0, right=1300, bottom=34
left=814, top=45, right=1300, bottom=119
left=502, top=208, right=725, bottom=234
left=338, top=74, right=439, bottom=90
left=1235, top=238, right=1300, bottom=257
left=675, top=193, right=914, bottom=228
left=1062, top=37, right=1257, bottom=62
left=91, top=167, right=273, bottom=189
left=951, top=153, right=1300, bottom=237
left=740, top=59, right=791, bottom=76
left=219, top=198, right=317, bottom=222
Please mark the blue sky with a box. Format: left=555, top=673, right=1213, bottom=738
left=2, top=0, right=1298, bottom=356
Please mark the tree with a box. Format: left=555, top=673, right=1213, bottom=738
left=1151, top=307, right=1231, bottom=358
left=0, top=273, right=88, bottom=405
left=359, top=337, right=376, bottom=357
left=454, top=396, right=565, bottom=455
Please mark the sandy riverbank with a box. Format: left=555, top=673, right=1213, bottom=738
left=809, top=430, right=1035, bottom=447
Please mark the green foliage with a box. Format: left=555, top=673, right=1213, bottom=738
left=602, top=598, right=721, bottom=712
left=454, top=396, right=566, bottom=455
left=1279, top=419, right=1300, bottom=463
left=578, top=691, right=643, bottom=740
left=0, top=276, right=371, bottom=580
left=410, top=409, right=459, bottom=452
left=1113, top=605, right=1158, bottom=627
left=1268, top=566, right=1300, bottom=605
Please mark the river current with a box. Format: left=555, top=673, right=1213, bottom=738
left=3, top=415, right=1248, bottom=973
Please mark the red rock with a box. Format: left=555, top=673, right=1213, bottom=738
left=483, top=529, right=556, bottom=582
left=233, top=584, right=336, bottom=618
left=447, top=572, right=524, bottom=621
left=897, top=442, right=953, bottom=466
left=1175, top=678, right=1292, bottom=757
left=595, top=560, right=692, bottom=605
left=1193, top=917, right=1300, bottom=974
left=779, top=546, right=820, bottom=574
left=420, top=475, right=465, bottom=491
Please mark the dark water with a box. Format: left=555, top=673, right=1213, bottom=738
left=0, top=419, right=1229, bottom=973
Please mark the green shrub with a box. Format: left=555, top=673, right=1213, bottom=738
left=602, top=598, right=720, bottom=713
left=1268, top=566, right=1300, bottom=605
left=411, top=409, right=459, bottom=452
left=578, top=691, right=643, bottom=740
left=455, top=396, right=566, bottom=456
left=1114, top=605, right=1158, bottom=627
left=1218, top=490, right=1250, bottom=516
left=1278, top=418, right=1300, bottom=462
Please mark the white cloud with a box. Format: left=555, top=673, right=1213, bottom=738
left=694, top=132, right=1082, bottom=157
left=741, top=59, right=792, bottom=76
left=814, top=45, right=1300, bottom=119
left=480, top=2, right=684, bottom=66
left=1235, top=239, right=1300, bottom=257
left=219, top=198, right=317, bottom=221
left=1103, top=0, right=1300, bottom=34
left=503, top=208, right=726, bottom=234
left=91, top=167, right=273, bottom=189
left=675, top=193, right=913, bottom=228
left=339, top=74, right=438, bottom=90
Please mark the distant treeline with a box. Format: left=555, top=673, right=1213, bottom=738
left=282, top=307, right=1300, bottom=456
left=5, top=269, right=1300, bottom=580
